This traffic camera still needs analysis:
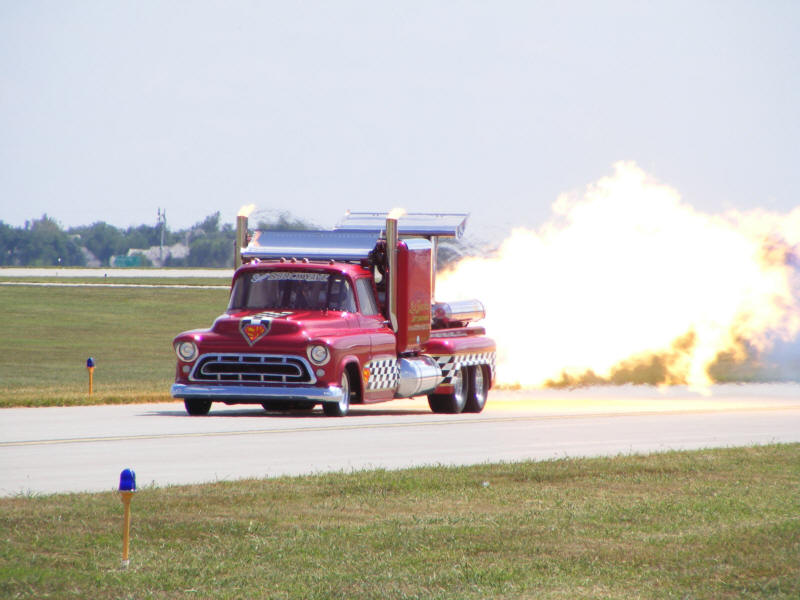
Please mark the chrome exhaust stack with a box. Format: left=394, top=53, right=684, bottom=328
left=235, top=215, right=248, bottom=269
left=386, top=214, right=399, bottom=332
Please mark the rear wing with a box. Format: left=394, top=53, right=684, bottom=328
left=239, top=211, right=469, bottom=263
left=335, top=211, right=468, bottom=239
left=241, top=230, right=379, bottom=262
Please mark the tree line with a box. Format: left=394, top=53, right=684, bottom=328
left=0, top=212, right=313, bottom=268
left=0, top=211, right=469, bottom=269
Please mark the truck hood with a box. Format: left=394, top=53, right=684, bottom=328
left=211, top=310, right=353, bottom=340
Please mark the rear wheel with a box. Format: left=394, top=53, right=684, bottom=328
left=184, top=399, right=211, bottom=416
left=427, top=366, right=467, bottom=414
left=323, top=371, right=351, bottom=417
left=464, top=365, right=489, bottom=413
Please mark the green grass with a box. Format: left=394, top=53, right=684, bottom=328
left=0, top=276, right=231, bottom=286
left=0, top=283, right=229, bottom=406
left=1, top=445, right=798, bottom=599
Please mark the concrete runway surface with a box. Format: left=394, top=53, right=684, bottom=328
left=2, top=384, right=799, bottom=496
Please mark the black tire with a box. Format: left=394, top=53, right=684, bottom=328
left=427, top=366, right=467, bottom=414
left=261, top=401, right=287, bottom=412
left=262, top=401, right=316, bottom=412
left=464, top=364, right=489, bottom=413
left=323, top=371, right=351, bottom=417
left=289, top=401, right=316, bottom=411
left=184, top=399, right=211, bottom=416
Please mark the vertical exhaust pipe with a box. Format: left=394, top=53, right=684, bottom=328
left=386, top=214, right=399, bottom=332
left=235, top=215, right=248, bottom=269
left=430, top=236, right=438, bottom=302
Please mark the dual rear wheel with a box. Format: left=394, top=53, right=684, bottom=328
left=427, top=364, right=489, bottom=414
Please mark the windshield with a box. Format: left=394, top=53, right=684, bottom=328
left=228, top=271, right=356, bottom=312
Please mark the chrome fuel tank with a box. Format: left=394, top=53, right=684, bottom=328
left=432, top=299, right=486, bottom=325
left=395, top=356, right=443, bottom=398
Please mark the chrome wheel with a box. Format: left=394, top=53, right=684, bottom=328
left=464, top=365, right=488, bottom=413
left=323, top=371, right=351, bottom=417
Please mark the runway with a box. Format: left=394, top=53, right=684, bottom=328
left=2, top=385, right=799, bottom=496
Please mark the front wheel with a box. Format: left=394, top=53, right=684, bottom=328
left=184, top=399, right=211, bottom=416
left=323, top=371, right=351, bottom=417
left=262, top=401, right=316, bottom=412
left=427, top=366, right=467, bottom=414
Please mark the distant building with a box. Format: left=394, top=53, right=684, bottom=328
left=111, top=242, right=189, bottom=267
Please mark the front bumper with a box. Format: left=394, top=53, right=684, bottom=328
left=171, top=383, right=344, bottom=404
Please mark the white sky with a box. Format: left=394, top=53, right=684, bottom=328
left=1, top=1, right=798, bottom=242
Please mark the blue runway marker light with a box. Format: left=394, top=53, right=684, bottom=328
left=119, top=468, right=136, bottom=492
left=118, top=468, right=136, bottom=568
left=86, top=358, right=96, bottom=395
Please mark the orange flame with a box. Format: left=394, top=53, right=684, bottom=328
left=437, top=161, right=800, bottom=389
left=238, top=204, right=257, bottom=218
left=388, top=207, right=407, bottom=220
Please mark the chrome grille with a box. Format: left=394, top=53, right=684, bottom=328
left=191, top=354, right=315, bottom=384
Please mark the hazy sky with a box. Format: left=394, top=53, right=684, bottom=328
left=1, top=1, right=798, bottom=241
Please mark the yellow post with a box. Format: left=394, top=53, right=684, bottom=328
left=120, top=490, right=133, bottom=568
left=86, top=357, right=95, bottom=396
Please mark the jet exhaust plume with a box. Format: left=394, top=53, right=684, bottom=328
left=437, top=161, right=800, bottom=389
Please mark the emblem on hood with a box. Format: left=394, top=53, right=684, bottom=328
left=239, top=311, right=292, bottom=346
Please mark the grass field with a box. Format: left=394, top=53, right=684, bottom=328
left=1, top=445, right=798, bottom=599
left=0, top=280, right=229, bottom=407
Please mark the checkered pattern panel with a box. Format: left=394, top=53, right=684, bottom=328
left=432, top=352, right=496, bottom=385
left=366, top=358, right=399, bottom=391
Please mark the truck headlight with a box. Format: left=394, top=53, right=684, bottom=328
left=175, top=341, right=198, bottom=362
left=308, top=344, right=330, bottom=365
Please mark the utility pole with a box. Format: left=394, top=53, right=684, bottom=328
left=157, top=208, right=166, bottom=264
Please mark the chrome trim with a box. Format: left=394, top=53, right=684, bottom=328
left=171, top=383, right=345, bottom=404
left=336, top=211, right=468, bottom=239
left=235, top=215, right=247, bottom=269
left=306, top=344, right=331, bottom=366
left=432, top=299, right=486, bottom=324
left=189, top=353, right=316, bottom=384
left=387, top=216, right=399, bottom=332
left=395, top=356, right=442, bottom=398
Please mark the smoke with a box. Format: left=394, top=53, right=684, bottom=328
left=436, top=161, right=800, bottom=389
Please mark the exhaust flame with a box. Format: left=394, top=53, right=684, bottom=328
left=238, top=204, right=257, bottom=218
left=437, top=161, right=800, bottom=389
left=388, top=207, right=407, bottom=220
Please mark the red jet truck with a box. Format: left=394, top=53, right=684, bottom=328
left=171, top=211, right=495, bottom=416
